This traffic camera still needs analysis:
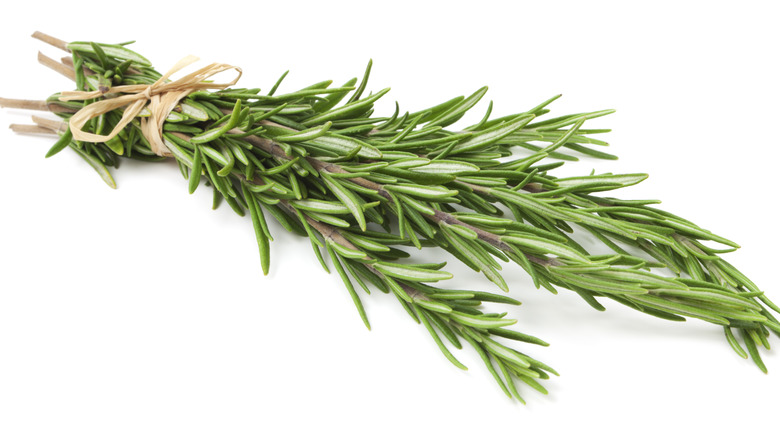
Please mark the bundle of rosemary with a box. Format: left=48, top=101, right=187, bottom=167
left=2, top=32, right=776, bottom=402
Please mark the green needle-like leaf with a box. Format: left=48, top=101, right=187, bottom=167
left=417, top=308, right=468, bottom=370
left=243, top=184, right=270, bottom=275
left=188, top=145, right=203, bottom=194
left=425, top=86, right=489, bottom=128
left=69, top=145, right=116, bottom=189
left=502, top=235, right=591, bottom=264
left=326, top=245, right=371, bottom=330
left=44, top=127, right=73, bottom=158
left=449, top=312, right=516, bottom=329
left=68, top=41, right=152, bottom=66
left=555, top=173, right=649, bottom=191
left=321, top=173, right=367, bottom=231
left=272, top=121, right=333, bottom=142
left=373, top=262, right=453, bottom=283
left=450, top=114, right=535, bottom=154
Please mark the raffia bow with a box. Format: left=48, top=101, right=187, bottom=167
left=59, top=55, right=241, bottom=156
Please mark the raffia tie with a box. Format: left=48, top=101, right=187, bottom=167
left=59, top=56, right=242, bottom=157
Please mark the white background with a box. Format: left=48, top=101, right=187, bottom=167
left=1, top=1, right=778, bottom=436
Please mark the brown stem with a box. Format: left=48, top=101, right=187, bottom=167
left=227, top=128, right=382, bottom=196
left=0, top=97, right=50, bottom=111
left=305, top=157, right=386, bottom=192
left=174, top=129, right=555, bottom=270
left=223, top=130, right=384, bottom=195
left=522, top=182, right=546, bottom=193
left=281, top=199, right=356, bottom=250
left=276, top=199, right=426, bottom=300
left=32, top=31, right=69, bottom=52
left=31, top=115, right=68, bottom=133
left=38, top=52, right=76, bottom=81
left=9, top=124, right=56, bottom=135
left=426, top=210, right=512, bottom=251
left=0, top=97, right=80, bottom=114
left=48, top=103, right=78, bottom=114
left=172, top=130, right=288, bottom=164
left=258, top=120, right=291, bottom=129
left=231, top=129, right=557, bottom=267
left=233, top=130, right=296, bottom=162
left=60, top=56, right=95, bottom=78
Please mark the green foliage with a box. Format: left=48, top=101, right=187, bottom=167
left=7, top=34, right=777, bottom=402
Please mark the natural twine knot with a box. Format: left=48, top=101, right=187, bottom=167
left=59, top=55, right=242, bottom=157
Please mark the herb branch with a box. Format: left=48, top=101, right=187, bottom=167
left=2, top=32, right=776, bottom=401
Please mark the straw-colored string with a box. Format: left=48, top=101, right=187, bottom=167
left=59, top=56, right=241, bottom=156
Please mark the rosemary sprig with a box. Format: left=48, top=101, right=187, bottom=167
left=2, top=32, right=775, bottom=401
